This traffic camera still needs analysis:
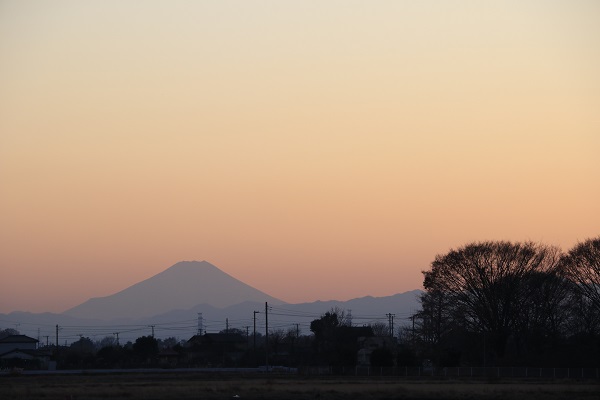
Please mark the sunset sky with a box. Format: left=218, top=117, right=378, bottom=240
left=1, top=0, right=599, bottom=314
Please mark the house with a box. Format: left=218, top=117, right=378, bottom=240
left=187, top=333, right=247, bottom=367
left=0, top=335, right=50, bottom=370
left=0, top=335, right=38, bottom=354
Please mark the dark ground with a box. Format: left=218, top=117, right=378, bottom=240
left=1, top=372, right=599, bottom=400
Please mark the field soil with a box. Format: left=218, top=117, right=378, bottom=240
left=1, top=372, right=599, bottom=400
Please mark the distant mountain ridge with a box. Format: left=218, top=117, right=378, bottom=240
left=64, top=261, right=284, bottom=320
left=0, top=291, right=422, bottom=344
left=2, top=261, right=422, bottom=342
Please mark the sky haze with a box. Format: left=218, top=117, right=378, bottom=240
left=1, top=0, right=599, bottom=313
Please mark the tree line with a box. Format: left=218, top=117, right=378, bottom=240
left=415, top=237, right=600, bottom=368
left=1, top=308, right=404, bottom=369
left=2, top=237, right=598, bottom=370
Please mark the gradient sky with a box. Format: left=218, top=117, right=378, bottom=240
left=1, top=0, right=599, bottom=314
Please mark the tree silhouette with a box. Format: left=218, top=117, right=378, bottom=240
left=133, top=336, right=159, bottom=363
left=560, top=237, right=600, bottom=309
left=0, top=328, right=20, bottom=339
left=310, top=308, right=372, bottom=366
left=369, top=322, right=389, bottom=337
left=422, top=241, right=561, bottom=360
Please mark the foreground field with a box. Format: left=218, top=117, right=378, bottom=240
left=1, top=372, right=599, bottom=400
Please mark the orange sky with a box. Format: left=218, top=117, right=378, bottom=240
left=1, top=1, right=599, bottom=314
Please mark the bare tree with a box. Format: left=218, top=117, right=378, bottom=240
left=285, top=327, right=299, bottom=341
left=416, top=289, right=456, bottom=347
left=422, top=241, right=561, bottom=357
left=97, top=335, right=117, bottom=349
left=517, top=270, right=571, bottom=337
left=0, top=328, right=20, bottom=339
left=565, top=288, right=600, bottom=336
left=369, top=322, right=389, bottom=337
left=560, top=237, right=600, bottom=309
left=329, top=307, right=352, bottom=327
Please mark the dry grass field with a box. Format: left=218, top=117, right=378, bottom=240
left=1, top=372, right=599, bottom=400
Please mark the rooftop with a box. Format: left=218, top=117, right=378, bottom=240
left=0, top=335, right=38, bottom=343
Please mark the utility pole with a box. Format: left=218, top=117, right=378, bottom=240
left=294, top=323, right=300, bottom=359
left=197, top=313, right=203, bottom=335
left=149, top=325, right=155, bottom=338
left=253, top=310, right=259, bottom=364
left=411, top=314, right=416, bottom=347
left=265, top=302, right=269, bottom=372
left=226, top=318, right=229, bottom=334
left=246, top=326, right=250, bottom=351
left=44, top=335, right=50, bottom=347
left=56, top=324, right=59, bottom=348
left=386, top=313, right=395, bottom=338
left=113, top=332, right=120, bottom=346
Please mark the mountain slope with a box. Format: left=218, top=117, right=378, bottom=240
left=3, top=290, right=422, bottom=344
left=63, top=261, right=284, bottom=320
left=133, top=291, right=422, bottom=336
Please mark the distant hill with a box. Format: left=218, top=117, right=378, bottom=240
left=63, top=261, right=284, bottom=320
left=1, top=291, right=422, bottom=343
left=131, top=291, right=422, bottom=335
left=282, top=291, right=423, bottom=322
left=2, top=261, right=422, bottom=342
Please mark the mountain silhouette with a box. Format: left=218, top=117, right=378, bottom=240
left=63, top=261, right=284, bottom=320
left=3, top=261, right=421, bottom=342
